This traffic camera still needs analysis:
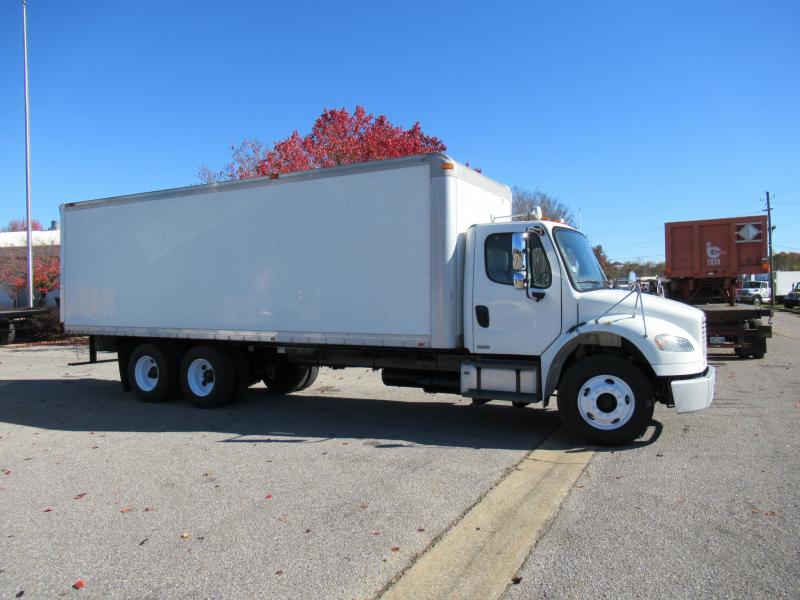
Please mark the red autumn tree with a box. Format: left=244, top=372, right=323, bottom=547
left=0, top=254, right=60, bottom=305
left=5, top=219, right=43, bottom=232
left=200, top=106, right=447, bottom=182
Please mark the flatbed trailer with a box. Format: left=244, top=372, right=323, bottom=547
left=0, top=307, right=50, bottom=345
left=700, top=304, right=771, bottom=358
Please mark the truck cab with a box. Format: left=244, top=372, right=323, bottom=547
left=461, top=218, right=714, bottom=445
left=736, top=280, right=772, bottom=306
left=784, top=283, right=800, bottom=309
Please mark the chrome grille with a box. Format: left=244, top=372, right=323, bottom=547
left=701, top=316, right=708, bottom=364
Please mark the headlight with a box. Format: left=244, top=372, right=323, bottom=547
left=654, top=334, right=694, bottom=352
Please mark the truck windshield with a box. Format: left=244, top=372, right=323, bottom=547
left=553, top=227, right=609, bottom=292
left=743, top=282, right=762, bottom=289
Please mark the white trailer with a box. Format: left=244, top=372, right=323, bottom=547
left=774, top=271, right=800, bottom=301
left=61, top=154, right=715, bottom=445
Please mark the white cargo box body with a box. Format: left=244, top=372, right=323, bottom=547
left=61, top=154, right=511, bottom=349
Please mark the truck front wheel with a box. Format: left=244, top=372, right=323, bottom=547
left=128, top=343, right=179, bottom=403
left=263, top=365, right=319, bottom=394
left=180, top=345, right=237, bottom=408
left=557, top=356, right=654, bottom=446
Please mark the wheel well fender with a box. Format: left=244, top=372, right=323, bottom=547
left=543, top=332, right=657, bottom=398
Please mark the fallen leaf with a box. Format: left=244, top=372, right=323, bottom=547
left=277, top=514, right=289, bottom=523
left=139, top=538, right=148, bottom=546
left=74, top=493, right=87, bottom=500
left=144, top=507, right=153, bottom=512
left=765, top=511, right=777, bottom=517
left=359, top=502, right=369, bottom=509
left=15, top=591, right=23, bottom=598
left=511, top=576, right=522, bottom=584
left=120, top=507, right=131, bottom=513
left=371, top=530, right=381, bottom=536
left=90, top=446, right=99, bottom=450
left=275, top=570, right=284, bottom=576
left=304, top=529, right=311, bottom=534
left=265, top=494, right=273, bottom=501
left=72, top=579, right=85, bottom=590
left=390, top=546, right=400, bottom=552
left=43, top=507, right=54, bottom=513
left=2, top=469, right=11, bottom=476
left=416, top=528, right=425, bottom=533
left=181, top=532, right=191, bottom=539
left=676, top=497, right=685, bottom=504
left=751, top=506, right=762, bottom=514
left=656, top=453, right=664, bottom=458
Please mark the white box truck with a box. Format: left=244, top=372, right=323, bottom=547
left=61, top=154, right=714, bottom=445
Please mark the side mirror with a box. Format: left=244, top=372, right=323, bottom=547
left=512, top=248, right=526, bottom=272
left=513, top=272, right=527, bottom=290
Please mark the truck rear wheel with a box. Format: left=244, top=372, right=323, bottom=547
left=180, top=345, right=237, bottom=408
left=557, top=356, right=654, bottom=446
left=263, top=365, right=319, bottom=394
left=128, top=343, right=179, bottom=403
left=0, top=321, right=15, bottom=345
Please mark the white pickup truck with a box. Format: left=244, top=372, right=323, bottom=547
left=60, top=154, right=714, bottom=445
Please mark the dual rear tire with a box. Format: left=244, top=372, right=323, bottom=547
left=126, top=342, right=317, bottom=408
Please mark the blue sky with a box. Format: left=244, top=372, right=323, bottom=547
left=1, top=0, right=798, bottom=262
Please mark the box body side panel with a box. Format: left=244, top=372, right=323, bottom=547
left=63, top=164, right=436, bottom=346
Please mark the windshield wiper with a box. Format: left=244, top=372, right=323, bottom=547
left=577, top=279, right=606, bottom=286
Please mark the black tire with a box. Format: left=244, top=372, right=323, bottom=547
left=263, top=365, right=319, bottom=394
left=557, top=355, right=654, bottom=446
left=180, top=345, right=237, bottom=408
left=127, top=343, right=179, bottom=403
left=0, top=321, right=15, bottom=345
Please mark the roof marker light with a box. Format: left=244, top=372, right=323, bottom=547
left=440, top=162, right=454, bottom=170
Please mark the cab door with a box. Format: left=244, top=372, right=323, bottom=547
left=470, top=226, right=562, bottom=356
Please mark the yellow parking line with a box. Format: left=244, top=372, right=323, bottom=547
left=378, top=429, right=592, bottom=600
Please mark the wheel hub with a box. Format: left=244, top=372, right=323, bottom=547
left=578, top=375, right=635, bottom=431
left=133, top=355, right=159, bottom=392
left=187, top=358, right=215, bottom=397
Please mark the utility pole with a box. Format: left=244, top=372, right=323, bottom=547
left=765, top=190, right=774, bottom=308
left=22, top=0, right=34, bottom=309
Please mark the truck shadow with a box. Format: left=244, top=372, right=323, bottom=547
left=0, top=377, right=588, bottom=452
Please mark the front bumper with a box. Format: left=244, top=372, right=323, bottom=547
left=671, top=366, right=715, bottom=413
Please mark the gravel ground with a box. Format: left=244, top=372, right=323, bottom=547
left=0, top=348, right=557, bottom=599
left=504, top=309, right=800, bottom=600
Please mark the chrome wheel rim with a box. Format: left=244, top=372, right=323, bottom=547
left=187, top=358, right=215, bottom=397
left=133, top=355, right=159, bottom=392
left=577, top=374, right=635, bottom=431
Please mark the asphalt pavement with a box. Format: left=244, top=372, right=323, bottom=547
left=1, top=310, right=797, bottom=599
left=504, top=309, right=800, bottom=600
left=0, top=346, right=557, bottom=599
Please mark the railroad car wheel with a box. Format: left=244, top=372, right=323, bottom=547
left=263, top=365, right=319, bottom=394
left=557, top=356, right=654, bottom=446
left=180, top=345, right=237, bottom=408
left=127, top=343, right=179, bottom=402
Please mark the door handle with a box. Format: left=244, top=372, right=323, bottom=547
left=475, top=305, right=490, bottom=328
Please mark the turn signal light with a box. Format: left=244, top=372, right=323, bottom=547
left=440, top=162, right=454, bottom=170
